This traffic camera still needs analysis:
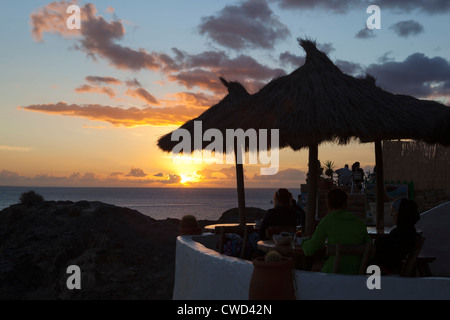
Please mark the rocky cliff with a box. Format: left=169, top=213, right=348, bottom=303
left=0, top=199, right=266, bottom=300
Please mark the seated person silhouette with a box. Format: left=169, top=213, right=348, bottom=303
left=302, top=188, right=371, bottom=274
left=258, top=188, right=298, bottom=240
left=373, top=198, right=421, bottom=275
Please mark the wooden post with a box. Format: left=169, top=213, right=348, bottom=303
left=306, top=143, right=319, bottom=237
left=235, top=151, right=246, bottom=228
left=375, top=140, right=385, bottom=233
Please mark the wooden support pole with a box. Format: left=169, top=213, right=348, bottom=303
left=375, top=140, right=385, bottom=233
left=235, top=151, right=246, bottom=228
left=306, top=143, right=319, bottom=237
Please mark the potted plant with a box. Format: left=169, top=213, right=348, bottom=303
left=179, top=214, right=203, bottom=236
left=248, top=251, right=296, bottom=300
left=323, top=160, right=335, bottom=180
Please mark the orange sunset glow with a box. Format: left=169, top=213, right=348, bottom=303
left=1, top=1, right=448, bottom=190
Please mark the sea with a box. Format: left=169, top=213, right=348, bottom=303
left=0, top=186, right=287, bottom=221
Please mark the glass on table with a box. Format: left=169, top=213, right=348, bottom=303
left=294, top=226, right=304, bottom=246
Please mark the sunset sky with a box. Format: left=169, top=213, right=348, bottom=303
left=1, top=0, right=449, bottom=188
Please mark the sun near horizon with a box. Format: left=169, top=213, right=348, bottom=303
left=1, top=1, right=448, bottom=190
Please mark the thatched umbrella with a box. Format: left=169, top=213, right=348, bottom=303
left=157, top=78, right=251, bottom=227
left=234, top=39, right=450, bottom=236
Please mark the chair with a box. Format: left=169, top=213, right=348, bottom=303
left=400, top=234, right=425, bottom=277
left=215, top=225, right=254, bottom=259
left=326, top=242, right=375, bottom=275
left=416, top=256, right=436, bottom=277
left=265, top=226, right=296, bottom=239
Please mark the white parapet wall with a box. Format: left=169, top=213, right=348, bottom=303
left=173, top=234, right=254, bottom=300
left=173, top=234, right=450, bottom=300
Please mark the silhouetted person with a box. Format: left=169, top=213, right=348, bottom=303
left=373, top=198, right=420, bottom=275
left=258, top=188, right=298, bottom=240
left=351, top=161, right=365, bottom=192
left=302, top=188, right=371, bottom=274
left=336, top=164, right=352, bottom=186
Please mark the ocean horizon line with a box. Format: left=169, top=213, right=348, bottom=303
left=0, top=185, right=279, bottom=190
left=0, top=186, right=279, bottom=220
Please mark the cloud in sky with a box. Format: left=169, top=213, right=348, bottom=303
left=77, top=4, right=166, bottom=71
left=85, top=75, right=122, bottom=85
left=272, top=0, right=450, bottom=14
left=367, top=53, right=450, bottom=98
left=167, top=92, right=219, bottom=109
left=31, top=1, right=167, bottom=71
left=389, top=20, right=424, bottom=38
left=74, top=75, right=124, bottom=98
left=161, top=174, right=181, bottom=184
left=30, top=2, right=283, bottom=95
left=125, top=168, right=148, bottom=177
left=197, top=167, right=236, bottom=180
left=198, top=0, right=290, bottom=50
left=27, top=0, right=450, bottom=128
left=125, top=88, right=160, bottom=105
left=168, top=49, right=284, bottom=94
left=0, top=169, right=190, bottom=187
left=272, top=0, right=361, bottom=14
left=125, top=78, right=142, bottom=88
left=0, top=170, right=99, bottom=186
left=21, top=102, right=204, bottom=126
left=334, top=60, right=364, bottom=76
left=76, top=74, right=161, bottom=106
left=279, top=51, right=305, bottom=68
left=0, top=170, right=21, bottom=181
left=23, top=70, right=221, bottom=125
left=278, top=47, right=450, bottom=99
left=30, top=0, right=79, bottom=41
left=279, top=51, right=364, bottom=76
left=75, top=84, right=116, bottom=98
left=70, top=172, right=99, bottom=182
left=376, top=0, right=450, bottom=14
left=355, top=27, right=376, bottom=39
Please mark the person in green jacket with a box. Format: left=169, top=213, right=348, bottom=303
left=302, top=188, right=371, bottom=274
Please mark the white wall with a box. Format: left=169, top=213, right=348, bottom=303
left=173, top=234, right=253, bottom=300
left=173, top=234, right=450, bottom=300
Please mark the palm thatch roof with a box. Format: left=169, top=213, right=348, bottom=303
left=232, top=38, right=450, bottom=235
left=236, top=39, right=450, bottom=151
left=156, top=38, right=450, bottom=234
left=157, top=77, right=251, bottom=153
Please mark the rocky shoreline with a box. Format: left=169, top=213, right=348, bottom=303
left=0, top=199, right=265, bottom=300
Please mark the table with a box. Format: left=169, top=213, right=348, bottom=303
left=204, top=223, right=256, bottom=259
left=366, top=226, right=394, bottom=239
left=203, top=223, right=256, bottom=233
left=257, top=239, right=324, bottom=270
left=366, top=226, right=424, bottom=240
left=257, top=239, right=301, bottom=254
